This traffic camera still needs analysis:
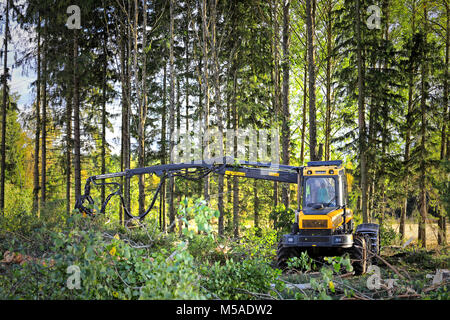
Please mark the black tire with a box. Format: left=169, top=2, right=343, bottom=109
left=276, top=240, right=300, bottom=270
left=363, top=234, right=374, bottom=267
left=291, top=222, right=299, bottom=234
left=350, top=234, right=367, bottom=275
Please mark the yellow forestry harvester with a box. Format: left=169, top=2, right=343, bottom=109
left=75, top=157, right=379, bottom=274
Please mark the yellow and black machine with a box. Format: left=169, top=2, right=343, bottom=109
left=76, top=157, right=379, bottom=274
left=276, top=160, right=379, bottom=274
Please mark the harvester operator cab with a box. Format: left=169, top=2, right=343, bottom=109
left=292, top=160, right=353, bottom=235
left=301, top=160, right=348, bottom=213
left=280, top=159, right=380, bottom=274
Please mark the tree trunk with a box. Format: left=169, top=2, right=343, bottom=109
left=138, top=0, right=148, bottom=216
left=379, top=0, right=390, bottom=227
left=161, top=64, right=167, bottom=231
left=41, top=21, right=48, bottom=207
left=201, top=0, right=210, bottom=204
left=306, top=0, right=317, bottom=162
left=66, top=92, right=72, bottom=217
left=271, top=0, right=280, bottom=208
left=226, top=92, right=232, bottom=231
left=324, top=0, right=333, bottom=161
left=211, top=0, right=225, bottom=235
left=254, top=180, right=259, bottom=232
left=400, top=2, right=416, bottom=240
left=119, top=17, right=127, bottom=225
left=185, top=0, right=190, bottom=160
left=0, top=0, right=8, bottom=214
left=418, top=4, right=429, bottom=248
left=438, top=0, right=449, bottom=246
left=33, top=16, right=41, bottom=215
left=281, top=0, right=291, bottom=209
left=101, top=27, right=107, bottom=206
left=168, top=0, right=176, bottom=232
left=355, top=0, right=369, bottom=223
left=301, top=49, right=307, bottom=164
left=123, top=0, right=132, bottom=220
left=73, top=28, right=81, bottom=203
left=232, top=65, right=239, bottom=239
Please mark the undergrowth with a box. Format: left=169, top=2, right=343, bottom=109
left=0, top=198, right=448, bottom=300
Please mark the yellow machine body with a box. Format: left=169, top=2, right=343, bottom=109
left=298, top=208, right=353, bottom=230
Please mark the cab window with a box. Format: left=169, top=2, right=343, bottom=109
left=304, top=177, right=336, bottom=207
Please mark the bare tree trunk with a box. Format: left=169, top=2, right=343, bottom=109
left=226, top=93, right=232, bottom=231
left=232, top=66, right=239, bottom=239
left=0, top=0, right=8, bottom=214
left=119, top=17, right=127, bottom=225
left=300, top=49, right=307, bottom=164
left=66, top=82, right=73, bottom=217
left=254, top=180, right=259, bottom=232
left=41, top=21, right=49, bottom=207
left=33, top=16, right=41, bottom=215
left=356, top=0, right=369, bottom=223
left=73, top=28, right=81, bottom=203
left=379, top=0, right=390, bottom=227
left=101, top=27, right=107, bottom=206
left=138, top=0, right=148, bottom=216
left=168, top=0, right=176, bottom=232
left=161, top=64, right=167, bottom=231
left=211, top=0, right=225, bottom=235
left=185, top=0, right=190, bottom=156
left=281, top=0, right=291, bottom=209
left=306, top=0, right=317, bottom=161
left=401, top=2, right=416, bottom=240
left=271, top=0, right=280, bottom=208
left=438, top=0, right=449, bottom=246
left=324, top=0, right=333, bottom=161
left=123, top=0, right=132, bottom=219
left=418, top=4, right=429, bottom=248
left=201, top=0, right=210, bottom=203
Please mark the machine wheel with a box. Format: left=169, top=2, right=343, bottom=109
left=363, top=234, right=374, bottom=267
left=373, top=231, right=381, bottom=265
left=291, top=222, right=299, bottom=234
left=276, top=240, right=301, bottom=270
left=350, top=234, right=368, bottom=275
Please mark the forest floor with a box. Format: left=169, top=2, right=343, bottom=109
left=278, top=244, right=449, bottom=300
left=277, top=220, right=450, bottom=300
left=0, top=210, right=448, bottom=300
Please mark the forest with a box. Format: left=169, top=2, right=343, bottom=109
left=0, top=0, right=448, bottom=301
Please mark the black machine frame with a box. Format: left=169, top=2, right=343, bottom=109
left=75, top=157, right=306, bottom=220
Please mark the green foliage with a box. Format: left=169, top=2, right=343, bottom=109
left=187, top=234, right=226, bottom=264
left=323, top=255, right=353, bottom=274
left=380, top=223, right=400, bottom=247
left=177, top=198, right=219, bottom=240
left=0, top=212, right=207, bottom=299
left=286, top=251, right=316, bottom=272
left=0, top=199, right=287, bottom=300
left=269, top=205, right=295, bottom=236
left=138, top=242, right=206, bottom=299
left=233, top=227, right=278, bottom=263
left=292, top=255, right=353, bottom=300
left=199, top=258, right=284, bottom=300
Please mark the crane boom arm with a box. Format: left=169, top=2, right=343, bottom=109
left=75, top=157, right=303, bottom=220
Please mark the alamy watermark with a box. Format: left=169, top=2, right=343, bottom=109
left=66, top=265, right=81, bottom=289
left=171, top=122, right=280, bottom=171
left=65, top=4, right=381, bottom=30
left=66, top=5, right=81, bottom=30
left=367, top=5, right=381, bottom=30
